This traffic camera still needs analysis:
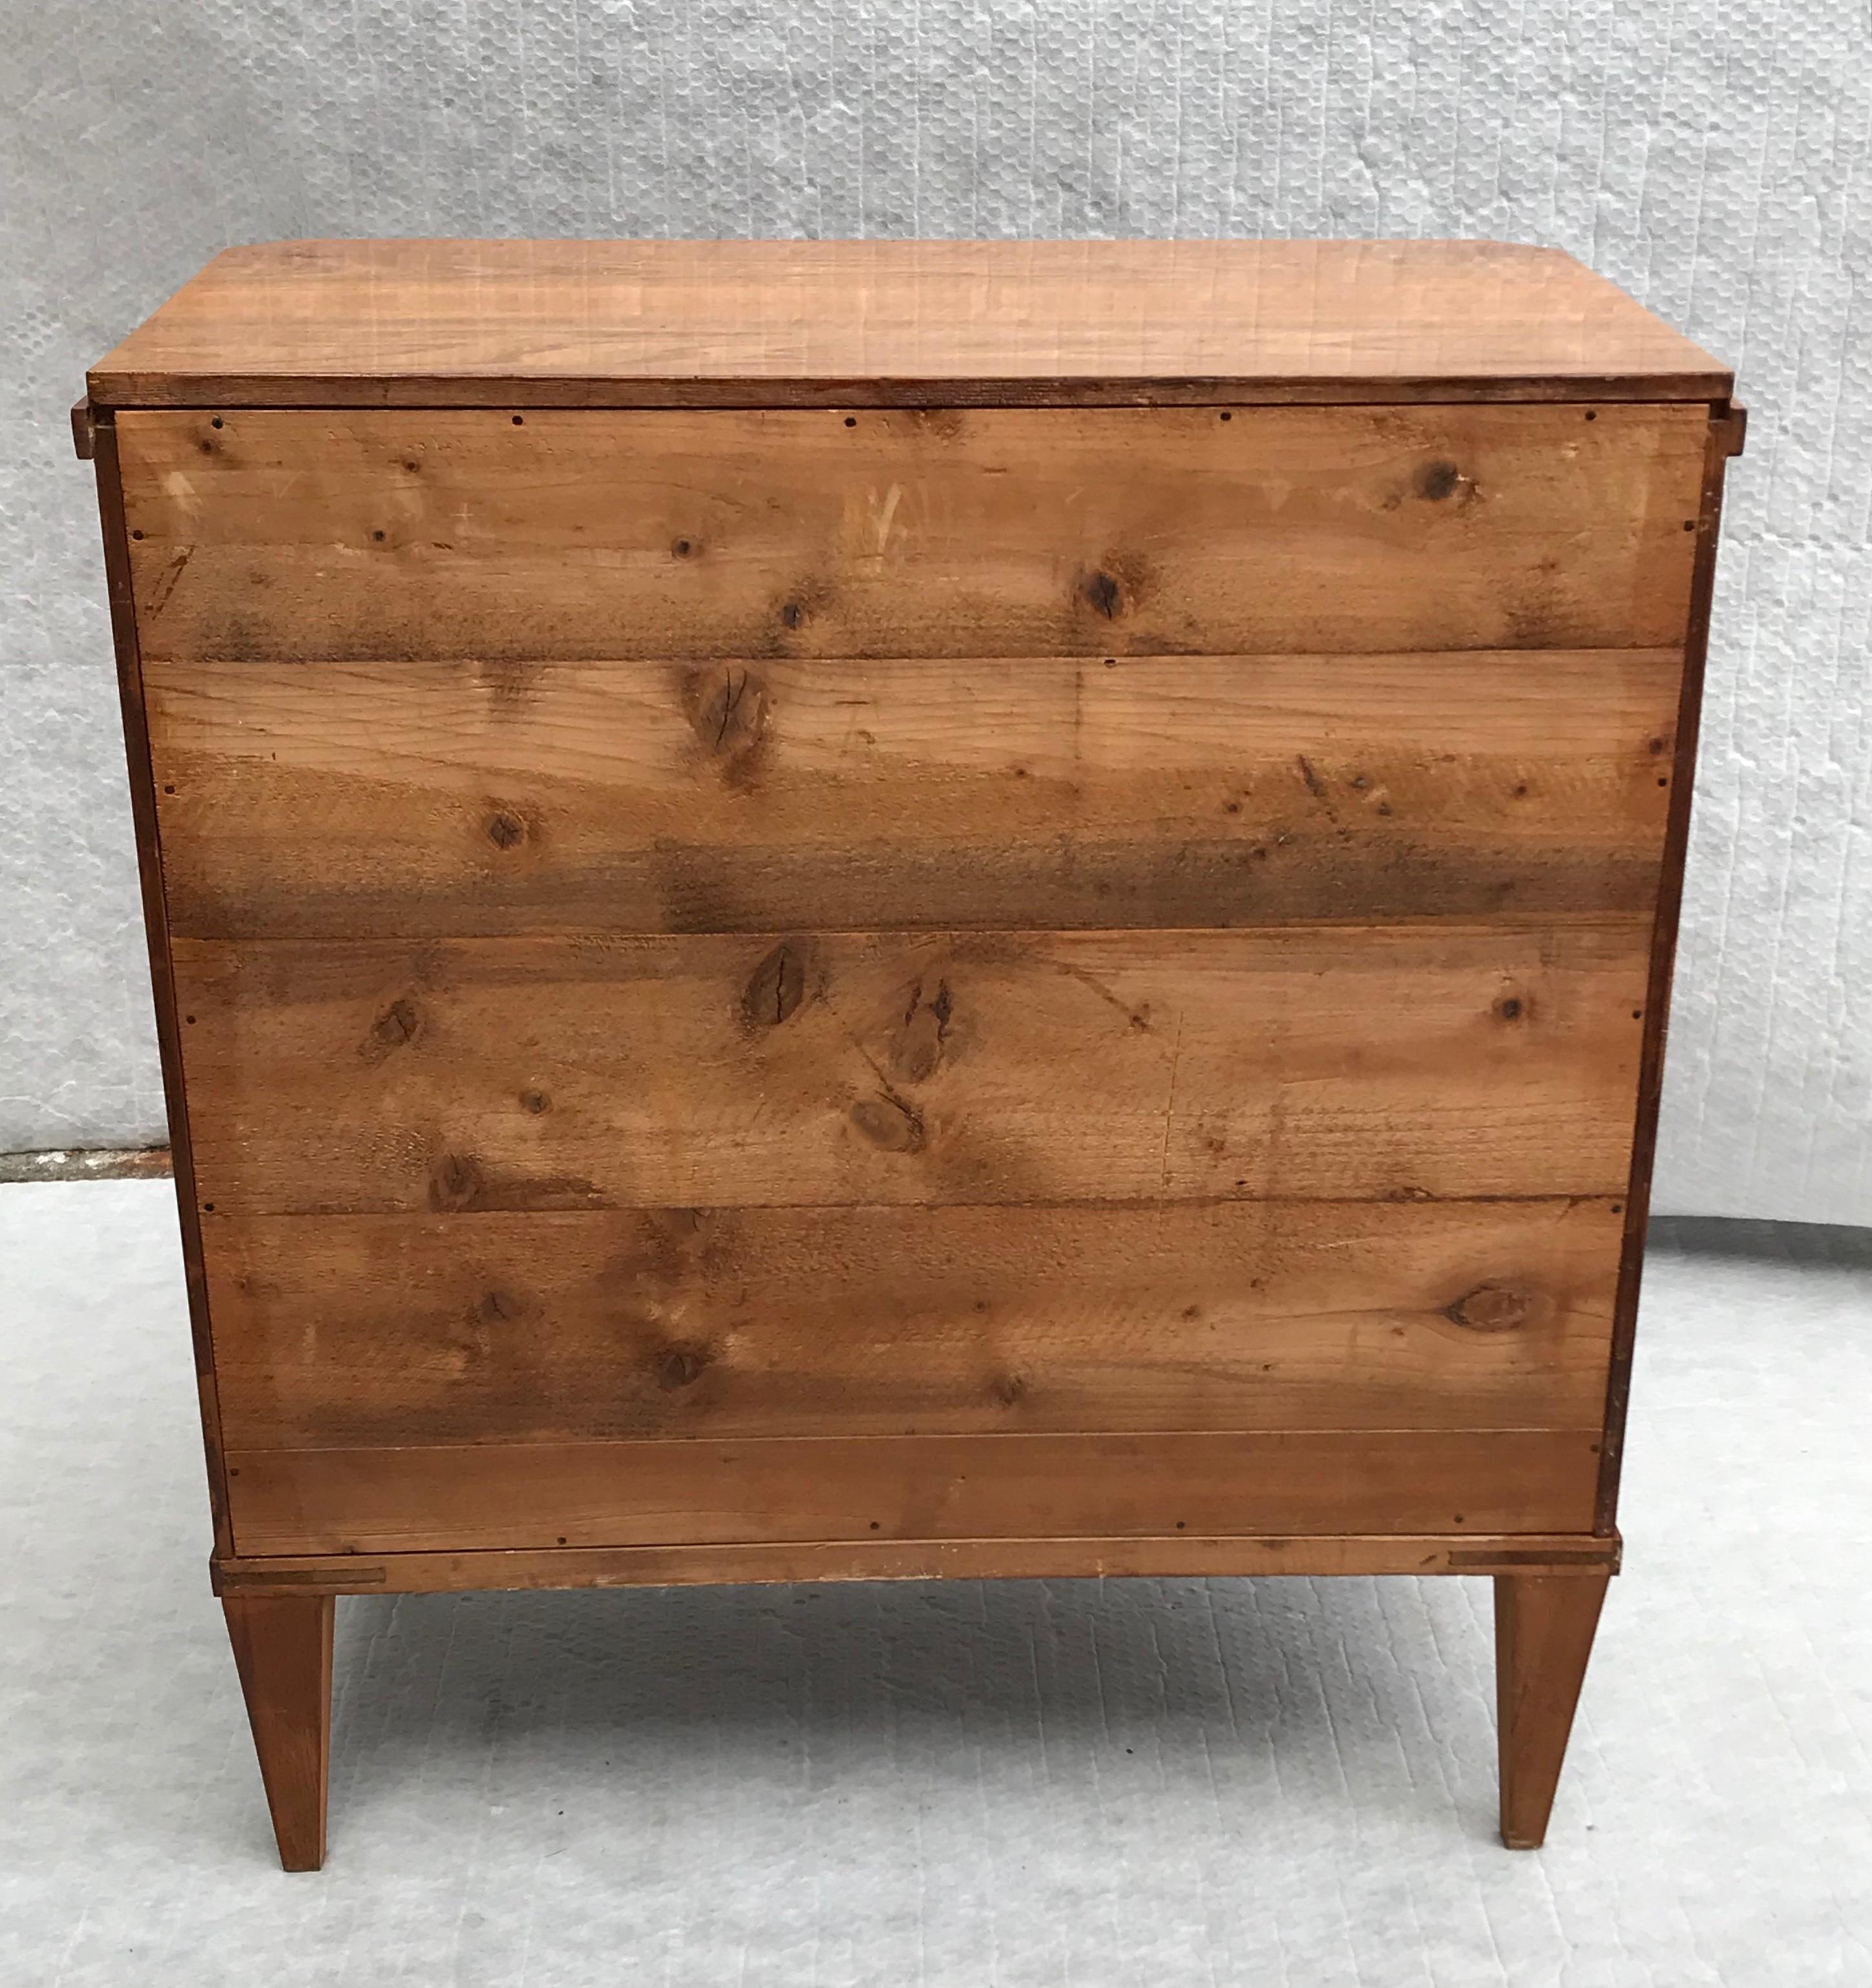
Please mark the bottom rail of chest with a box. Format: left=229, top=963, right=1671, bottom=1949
left=213, top=1529, right=1618, bottom=1598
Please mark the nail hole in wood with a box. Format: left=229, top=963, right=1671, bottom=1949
left=1584, top=410, right=1597, bottom=421
left=210, top=416, right=224, bottom=429
left=512, top=414, right=525, bottom=425
left=844, top=416, right=857, bottom=427
left=162, top=785, right=174, bottom=794
left=131, top=529, right=143, bottom=540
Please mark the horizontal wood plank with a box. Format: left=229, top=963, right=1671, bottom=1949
left=173, top=924, right=1650, bottom=1214
left=204, top=1198, right=1623, bottom=1448
left=212, top=1532, right=1624, bottom=1596
left=89, top=239, right=1730, bottom=407
left=146, top=650, right=1682, bottom=938
left=224, top=1428, right=1603, bottom=1556
left=120, top=405, right=1706, bottom=662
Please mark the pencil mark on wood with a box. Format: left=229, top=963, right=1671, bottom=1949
left=1051, top=960, right=1153, bottom=1032
left=145, top=544, right=195, bottom=618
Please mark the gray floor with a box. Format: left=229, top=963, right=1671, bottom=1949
left=1, top=1182, right=1868, bottom=1987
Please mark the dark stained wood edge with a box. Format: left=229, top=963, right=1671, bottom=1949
left=70, top=397, right=96, bottom=459
left=211, top=1531, right=1622, bottom=1596
left=91, top=409, right=235, bottom=1561
left=1595, top=399, right=1745, bottom=1532
left=1495, top=1568, right=1610, bottom=1848
left=222, top=1592, right=333, bottom=1871
left=85, top=372, right=1736, bottom=413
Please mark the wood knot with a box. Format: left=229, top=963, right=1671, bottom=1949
left=361, top=996, right=420, bottom=1062
left=989, top=1371, right=1027, bottom=1408
left=1445, top=1283, right=1534, bottom=1333
left=518, top=1088, right=550, bottom=1115
left=741, top=941, right=810, bottom=1030
left=850, top=1094, right=925, bottom=1152
left=684, top=665, right=768, bottom=764
left=779, top=599, right=808, bottom=630
left=474, top=1288, right=521, bottom=1326
left=671, top=535, right=699, bottom=558
left=1082, top=569, right=1124, bottom=619
left=428, top=1153, right=483, bottom=1212
left=1415, top=458, right=1462, bottom=502
left=655, top=1343, right=712, bottom=1391
left=1495, top=993, right=1528, bottom=1022
left=485, top=810, right=527, bottom=851
left=893, top=978, right=953, bottom=1083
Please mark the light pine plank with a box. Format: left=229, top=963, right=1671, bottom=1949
left=145, top=650, right=1681, bottom=938
left=120, top=405, right=1707, bottom=662
left=203, top=1198, right=1623, bottom=1448
left=92, top=240, right=1729, bottom=407
left=173, top=924, right=1651, bottom=1215
left=224, top=1428, right=1604, bottom=1556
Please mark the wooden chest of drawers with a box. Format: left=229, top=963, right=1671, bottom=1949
left=79, top=238, right=1740, bottom=1868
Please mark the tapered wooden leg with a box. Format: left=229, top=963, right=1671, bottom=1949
left=222, top=1594, right=334, bottom=1870
left=1494, top=1571, right=1608, bottom=1848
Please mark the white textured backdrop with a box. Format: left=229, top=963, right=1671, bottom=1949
left=2, top=1, right=1867, bottom=1218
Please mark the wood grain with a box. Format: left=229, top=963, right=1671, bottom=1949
left=89, top=412, right=237, bottom=1560
left=224, top=1428, right=1604, bottom=1556
left=118, top=405, right=1708, bottom=663
left=173, top=923, right=1650, bottom=1215
left=1495, top=1570, right=1610, bottom=1847
left=204, top=1197, right=1623, bottom=1448
left=212, top=1533, right=1623, bottom=1597
left=1598, top=404, right=1744, bottom=1534
left=145, top=649, right=1682, bottom=939
left=222, top=1593, right=333, bottom=1871
left=88, top=239, right=1731, bottom=408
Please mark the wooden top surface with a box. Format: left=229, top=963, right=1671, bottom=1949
left=89, top=238, right=1730, bottom=409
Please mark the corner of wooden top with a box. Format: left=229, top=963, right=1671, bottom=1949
left=1714, top=399, right=1747, bottom=458
left=70, top=396, right=96, bottom=461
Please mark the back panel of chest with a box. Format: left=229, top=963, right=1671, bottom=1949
left=118, top=401, right=1703, bottom=1561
